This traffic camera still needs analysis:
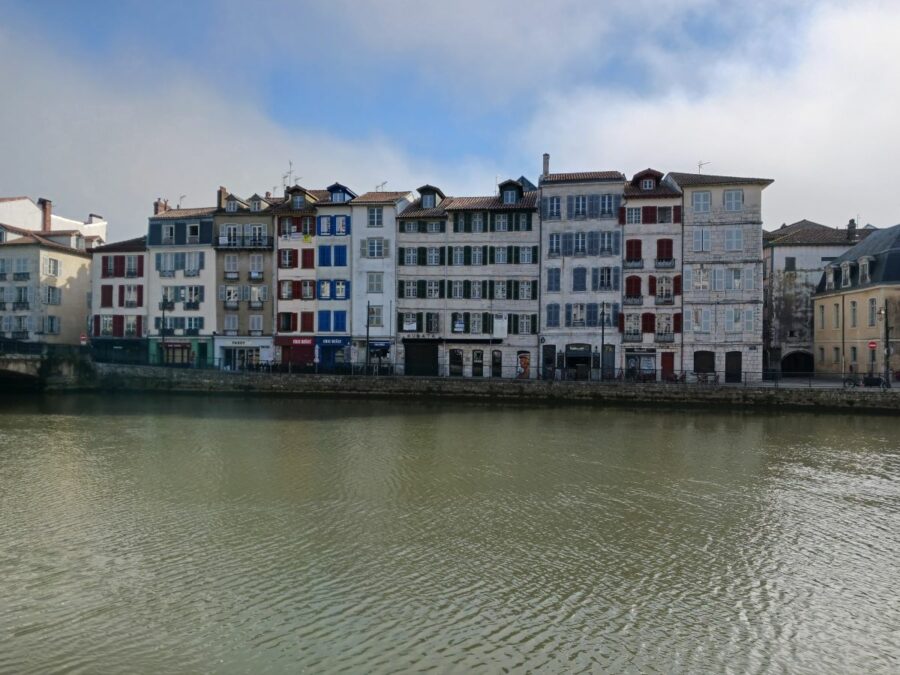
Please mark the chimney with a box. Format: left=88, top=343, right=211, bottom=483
left=542, top=153, right=550, bottom=178
left=847, top=218, right=857, bottom=240
left=87, top=213, right=104, bottom=223
left=265, top=191, right=271, bottom=199
left=153, top=198, right=169, bottom=215
left=217, top=186, right=228, bottom=209
left=37, top=198, right=52, bottom=232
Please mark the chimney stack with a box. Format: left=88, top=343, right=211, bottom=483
left=265, top=191, right=271, bottom=199
left=217, top=186, right=228, bottom=209
left=542, top=153, right=550, bottom=178
left=153, top=198, right=170, bottom=215
left=37, top=198, right=52, bottom=232
left=847, top=218, right=857, bottom=240
left=87, top=213, right=104, bottom=223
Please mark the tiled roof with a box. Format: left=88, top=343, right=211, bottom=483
left=398, top=197, right=454, bottom=219
left=623, top=183, right=681, bottom=199
left=0, top=228, right=92, bottom=257
left=309, top=190, right=331, bottom=202
left=816, top=224, right=900, bottom=292
left=0, top=196, right=30, bottom=203
left=540, top=171, right=625, bottom=185
left=765, top=220, right=873, bottom=246
left=150, top=206, right=217, bottom=220
left=91, top=236, right=147, bottom=253
left=444, top=191, right=539, bottom=211
left=352, top=191, right=412, bottom=205
left=667, top=172, right=774, bottom=187
left=0, top=222, right=36, bottom=237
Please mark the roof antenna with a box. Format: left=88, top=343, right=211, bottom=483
left=697, top=160, right=710, bottom=173
left=177, top=195, right=186, bottom=209
left=375, top=181, right=387, bottom=192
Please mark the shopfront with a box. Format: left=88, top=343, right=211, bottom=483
left=624, top=347, right=657, bottom=381
left=92, top=338, right=148, bottom=365
left=274, top=336, right=315, bottom=370
left=565, top=343, right=592, bottom=380
left=316, top=336, right=351, bottom=372
left=214, top=336, right=274, bottom=371
left=148, top=337, right=213, bottom=368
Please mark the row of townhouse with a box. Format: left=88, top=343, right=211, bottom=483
left=86, top=159, right=772, bottom=381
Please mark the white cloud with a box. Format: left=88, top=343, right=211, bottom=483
left=521, top=1, right=900, bottom=228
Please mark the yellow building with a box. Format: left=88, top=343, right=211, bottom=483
left=813, top=224, right=900, bottom=380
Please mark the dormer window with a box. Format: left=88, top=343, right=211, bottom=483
left=331, top=192, right=345, bottom=203
left=641, top=178, right=655, bottom=190
left=841, top=263, right=851, bottom=288
left=503, top=189, right=518, bottom=204
left=292, top=195, right=303, bottom=209
left=251, top=200, right=261, bottom=212
left=226, top=200, right=237, bottom=213
left=826, top=268, right=835, bottom=290
left=860, top=259, right=871, bottom=284
left=421, top=194, right=435, bottom=208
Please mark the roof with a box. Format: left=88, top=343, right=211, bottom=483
left=91, top=235, right=147, bottom=253
left=816, top=224, right=900, bottom=292
left=624, top=182, right=681, bottom=199
left=540, top=171, right=625, bottom=185
left=666, top=172, right=774, bottom=187
left=0, top=222, right=36, bottom=237
left=326, top=182, right=357, bottom=198
left=765, top=220, right=874, bottom=246
left=0, top=196, right=30, bottom=203
left=352, top=191, right=412, bottom=205
left=417, top=184, right=446, bottom=199
left=444, top=191, right=539, bottom=211
left=0, top=226, right=92, bottom=257
left=150, top=206, right=217, bottom=220
left=397, top=197, right=454, bottom=219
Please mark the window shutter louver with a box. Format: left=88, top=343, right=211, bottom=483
left=565, top=303, right=572, bottom=327
left=566, top=195, right=575, bottom=219
left=463, top=280, right=471, bottom=299
left=531, top=314, right=537, bottom=334
left=360, top=239, right=367, bottom=258
left=416, top=312, right=423, bottom=332
left=591, top=268, right=599, bottom=291
left=613, top=267, right=621, bottom=291
left=398, top=280, right=404, bottom=299
left=617, top=312, right=624, bottom=332
left=618, top=207, right=626, bottom=225
left=398, top=246, right=405, bottom=265
left=674, top=313, right=682, bottom=333
left=439, top=247, right=446, bottom=266
left=118, top=285, right=125, bottom=307
left=532, top=280, right=537, bottom=298
left=93, top=315, right=100, bottom=336
left=101, top=256, right=110, bottom=278
left=642, top=206, right=656, bottom=224
left=674, top=275, right=682, bottom=295
left=439, top=280, right=445, bottom=298
left=673, top=205, right=682, bottom=223
left=541, top=198, right=549, bottom=219
left=532, top=245, right=538, bottom=262
left=464, top=246, right=472, bottom=265
left=649, top=275, right=657, bottom=296
left=418, top=247, right=427, bottom=266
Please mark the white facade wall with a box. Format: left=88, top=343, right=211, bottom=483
left=146, top=246, right=217, bottom=340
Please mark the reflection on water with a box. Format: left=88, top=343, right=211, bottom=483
left=1, top=394, right=898, bottom=673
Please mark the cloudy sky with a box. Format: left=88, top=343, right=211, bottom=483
left=1, top=0, right=898, bottom=238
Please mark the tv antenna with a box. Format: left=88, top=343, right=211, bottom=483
left=177, top=194, right=186, bottom=209
left=375, top=181, right=388, bottom=192
left=697, top=160, right=710, bottom=173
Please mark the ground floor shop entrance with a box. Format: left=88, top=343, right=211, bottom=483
left=625, top=349, right=656, bottom=382
left=316, top=337, right=351, bottom=372
left=725, top=351, right=742, bottom=383
left=223, top=347, right=260, bottom=370
left=565, top=343, right=592, bottom=380
left=404, top=341, right=439, bottom=376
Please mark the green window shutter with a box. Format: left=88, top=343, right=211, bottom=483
left=488, top=246, right=495, bottom=265
left=507, top=245, right=514, bottom=263
left=507, top=279, right=515, bottom=299
left=417, top=279, right=426, bottom=297
left=488, top=212, right=494, bottom=232
left=531, top=314, right=538, bottom=334
left=513, top=246, right=520, bottom=264
left=532, top=245, right=538, bottom=262
left=526, top=213, right=532, bottom=231
left=439, top=246, right=446, bottom=265
left=464, top=246, right=472, bottom=265
left=482, top=245, right=489, bottom=263
left=397, top=312, right=404, bottom=332
left=531, top=280, right=538, bottom=298
left=439, top=221, right=446, bottom=233
left=482, top=279, right=488, bottom=298
left=454, top=214, right=462, bottom=233
left=398, top=280, right=404, bottom=298
left=510, top=314, right=519, bottom=334
left=418, top=221, right=427, bottom=233
left=417, top=247, right=427, bottom=265
left=439, top=280, right=445, bottom=298
left=488, top=280, right=495, bottom=300
left=398, top=246, right=405, bottom=265
left=464, top=312, right=471, bottom=333
left=464, top=213, right=472, bottom=233
left=416, top=312, right=423, bottom=332
left=463, top=280, right=471, bottom=298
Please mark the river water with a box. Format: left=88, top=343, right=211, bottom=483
left=1, top=394, right=898, bottom=674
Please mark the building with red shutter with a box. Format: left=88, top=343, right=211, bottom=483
left=619, top=169, right=683, bottom=380
left=90, top=236, right=149, bottom=362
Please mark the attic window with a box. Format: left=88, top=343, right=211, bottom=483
left=503, top=189, right=518, bottom=204
left=860, top=259, right=871, bottom=284
left=331, top=192, right=345, bottom=203
left=292, top=195, right=303, bottom=209
left=421, top=194, right=435, bottom=208
left=251, top=200, right=261, bottom=212
left=226, top=200, right=237, bottom=213
left=841, top=262, right=851, bottom=288
left=826, top=268, right=835, bottom=290
left=640, top=178, right=654, bottom=190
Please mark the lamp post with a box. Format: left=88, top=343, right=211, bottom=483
left=365, top=300, right=371, bottom=373
left=878, top=302, right=893, bottom=388
left=600, top=301, right=607, bottom=380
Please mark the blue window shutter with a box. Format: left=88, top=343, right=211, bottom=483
left=587, top=303, right=598, bottom=327
left=344, top=280, right=350, bottom=299
left=591, top=267, right=599, bottom=291
left=565, top=303, right=573, bottom=327
left=318, top=310, right=330, bottom=332
left=318, top=245, right=331, bottom=266
left=613, top=267, right=621, bottom=290
left=612, top=303, right=620, bottom=326
left=588, top=195, right=600, bottom=218
left=345, top=217, right=351, bottom=236
left=198, top=251, right=205, bottom=270
left=336, top=311, right=347, bottom=332
left=334, top=245, right=347, bottom=266
left=612, top=231, right=621, bottom=255
left=588, top=231, right=599, bottom=255
left=155, top=253, right=161, bottom=270
left=566, top=195, right=574, bottom=219
left=541, top=198, right=549, bottom=219
left=613, top=194, right=622, bottom=213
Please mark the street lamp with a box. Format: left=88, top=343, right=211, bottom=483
left=878, top=303, right=893, bottom=388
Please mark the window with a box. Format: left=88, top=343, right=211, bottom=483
left=826, top=268, right=835, bottom=290
left=319, top=280, right=332, bottom=300
left=520, top=281, right=532, bottom=300
left=123, top=285, right=138, bottom=307
left=421, top=194, right=435, bottom=208
left=425, top=312, right=440, bottom=332
left=45, top=258, right=60, bottom=277
left=226, top=200, right=237, bottom=213
left=725, top=268, right=743, bottom=291
left=404, top=280, right=417, bottom=298
left=224, top=254, right=238, bottom=273
left=573, top=267, right=587, bottom=292
left=280, top=280, right=293, bottom=300
left=101, top=315, right=113, bottom=336
left=520, top=314, right=532, bottom=334
left=833, top=347, right=841, bottom=364
left=819, top=304, right=825, bottom=329
left=452, top=280, right=464, bottom=299
left=15, top=257, right=29, bottom=274
left=249, top=314, right=263, bottom=333
left=657, top=207, right=672, bottom=224
left=125, top=315, right=138, bottom=336
left=249, top=254, right=263, bottom=274
left=641, top=178, right=654, bottom=190
left=597, top=267, right=613, bottom=290
left=518, top=213, right=529, bottom=230
left=573, top=195, right=587, bottom=217
left=860, top=260, right=871, bottom=284
left=427, top=247, right=440, bottom=265
left=726, top=307, right=742, bottom=332
left=599, top=231, right=614, bottom=254
left=320, top=217, right=333, bottom=236
left=851, top=346, right=858, bottom=363
left=405, top=248, right=417, bottom=265
left=162, top=224, right=175, bottom=243
left=818, top=347, right=825, bottom=365
left=368, top=207, right=383, bottom=228
left=656, top=276, right=672, bottom=298
left=841, top=263, right=852, bottom=288
left=44, top=286, right=61, bottom=305
left=694, top=268, right=709, bottom=291
left=869, top=299, right=876, bottom=326
left=280, top=249, right=293, bottom=268
left=404, top=221, right=418, bottom=233
left=367, top=272, right=383, bottom=294
left=503, top=189, right=517, bottom=204
left=626, top=207, right=641, bottom=224
left=368, top=305, right=383, bottom=327
left=850, top=301, right=857, bottom=327
left=548, top=197, right=561, bottom=219
left=600, top=194, right=614, bottom=217
left=301, top=217, right=315, bottom=236
left=833, top=303, right=840, bottom=329
left=724, top=228, right=743, bottom=252
left=693, top=228, right=711, bottom=252
left=574, top=232, right=586, bottom=255
left=472, top=247, right=483, bottom=265
left=224, top=314, right=238, bottom=332
left=453, top=247, right=464, bottom=266
left=367, top=238, right=385, bottom=258
left=334, top=280, right=347, bottom=300
left=495, top=282, right=507, bottom=299
left=494, top=247, right=507, bottom=264
left=724, top=189, right=743, bottom=211
left=495, top=214, right=508, bottom=232
left=251, top=200, right=261, bottom=212
left=334, top=217, right=348, bottom=236
left=427, top=280, right=440, bottom=299
left=471, top=282, right=482, bottom=299
left=472, top=213, right=484, bottom=232
left=520, top=247, right=533, bottom=264
left=546, top=304, right=560, bottom=328
left=692, top=191, right=711, bottom=213
left=785, top=257, right=796, bottom=272
left=471, top=313, right=482, bottom=333
left=549, top=233, right=561, bottom=256
left=292, top=195, right=303, bottom=209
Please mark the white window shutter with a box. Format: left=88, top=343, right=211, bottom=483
left=360, top=239, right=367, bottom=258
left=743, top=267, right=754, bottom=290
left=384, top=239, right=391, bottom=257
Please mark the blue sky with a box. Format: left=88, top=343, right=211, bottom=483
left=1, top=0, right=899, bottom=237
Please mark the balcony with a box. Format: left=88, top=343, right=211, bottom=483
left=159, top=270, right=175, bottom=278
left=654, top=295, right=674, bottom=306
left=12, top=301, right=30, bottom=310
left=125, top=300, right=139, bottom=308
left=623, top=331, right=643, bottom=342
left=215, top=236, right=273, bottom=249
left=161, top=237, right=175, bottom=245
left=185, top=328, right=200, bottom=336
left=184, top=269, right=200, bottom=277
left=224, top=300, right=239, bottom=310
left=248, top=271, right=264, bottom=281
left=159, top=301, right=175, bottom=311
left=125, top=270, right=139, bottom=278
left=623, top=295, right=643, bottom=306
left=11, top=331, right=30, bottom=340
left=224, top=271, right=239, bottom=280
left=13, top=272, right=30, bottom=281
left=223, top=329, right=238, bottom=336
left=249, top=300, right=264, bottom=309
left=249, top=330, right=263, bottom=337
left=187, top=235, right=200, bottom=244
left=623, top=259, right=644, bottom=269
left=655, top=332, right=676, bottom=343
left=159, top=328, right=175, bottom=336
left=184, top=301, right=200, bottom=310
left=0, top=272, right=6, bottom=280
left=655, top=258, right=676, bottom=269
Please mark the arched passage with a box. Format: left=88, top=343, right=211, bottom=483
left=781, top=351, right=814, bottom=376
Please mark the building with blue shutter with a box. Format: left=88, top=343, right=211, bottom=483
left=146, top=198, right=217, bottom=367
left=538, top=154, right=626, bottom=379
left=313, top=183, right=356, bottom=370
left=212, top=187, right=277, bottom=369
left=396, top=181, right=540, bottom=378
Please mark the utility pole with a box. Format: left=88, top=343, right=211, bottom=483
left=365, top=300, right=371, bottom=372
left=600, top=302, right=606, bottom=380
left=881, top=301, right=892, bottom=388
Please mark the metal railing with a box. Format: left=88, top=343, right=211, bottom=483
left=215, top=236, right=273, bottom=249
left=623, top=259, right=644, bottom=269
left=654, top=259, right=676, bottom=269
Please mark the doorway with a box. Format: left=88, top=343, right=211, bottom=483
left=449, top=349, right=464, bottom=377
left=491, top=350, right=502, bottom=378
left=405, top=342, right=439, bottom=376
left=661, top=352, right=675, bottom=380
left=472, top=350, right=484, bottom=377
left=725, top=351, right=742, bottom=383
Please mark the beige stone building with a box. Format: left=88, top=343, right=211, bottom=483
left=813, top=224, right=900, bottom=380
